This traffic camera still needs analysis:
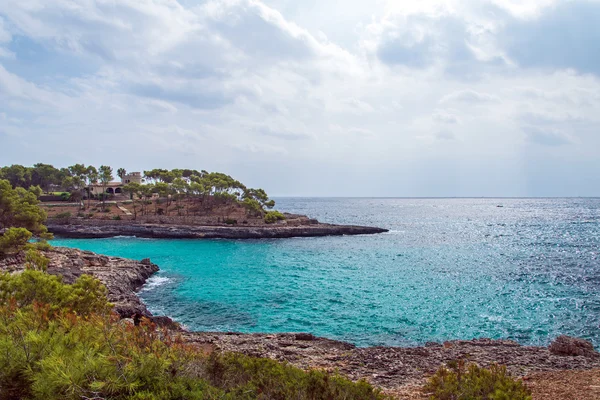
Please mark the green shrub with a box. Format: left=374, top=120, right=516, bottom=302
left=225, top=218, right=237, bottom=225
left=423, top=360, right=531, bottom=400
left=0, top=227, right=32, bottom=255
left=59, top=192, right=70, bottom=201
left=24, top=248, right=50, bottom=271
left=112, top=215, right=122, bottom=220
left=30, top=240, right=52, bottom=252
left=0, top=270, right=386, bottom=400
left=54, top=212, right=72, bottom=219
left=264, top=210, right=286, bottom=224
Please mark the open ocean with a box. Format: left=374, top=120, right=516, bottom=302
left=52, top=198, right=600, bottom=347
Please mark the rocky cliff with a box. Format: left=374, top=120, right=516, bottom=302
left=0, top=247, right=158, bottom=317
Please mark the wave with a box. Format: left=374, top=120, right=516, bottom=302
left=141, top=276, right=172, bottom=291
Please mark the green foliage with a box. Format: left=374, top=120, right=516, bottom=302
left=0, top=270, right=385, bottom=400
left=0, top=227, right=32, bottom=255
left=423, top=360, right=531, bottom=400
left=28, top=185, right=43, bottom=198
left=59, top=192, right=70, bottom=201
left=0, top=269, right=112, bottom=316
left=24, top=248, right=50, bottom=271
left=31, top=240, right=52, bottom=252
left=224, top=218, right=237, bottom=225
left=0, top=179, right=50, bottom=237
left=243, top=197, right=263, bottom=217
left=264, top=210, right=286, bottom=224
left=113, top=215, right=122, bottom=220
left=54, top=212, right=72, bottom=219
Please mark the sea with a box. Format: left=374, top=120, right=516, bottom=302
left=51, top=197, right=600, bottom=348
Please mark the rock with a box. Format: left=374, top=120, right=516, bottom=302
left=0, top=247, right=159, bottom=318
left=46, top=221, right=389, bottom=239
left=549, top=336, right=599, bottom=357
left=295, top=333, right=316, bottom=341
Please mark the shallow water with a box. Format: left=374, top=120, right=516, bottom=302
left=52, top=198, right=600, bottom=347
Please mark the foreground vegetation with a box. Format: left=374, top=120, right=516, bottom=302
left=424, top=360, right=531, bottom=400
left=0, top=269, right=385, bottom=400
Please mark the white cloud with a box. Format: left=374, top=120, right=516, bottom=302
left=440, top=89, right=500, bottom=104
left=0, top=0, right=598, bottom=196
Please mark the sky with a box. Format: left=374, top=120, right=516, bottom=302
left=0, top=0, right=599, bottom=197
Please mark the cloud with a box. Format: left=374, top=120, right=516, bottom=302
left=502, top=1, right=600, bottom=76
left=524, top=126, right=572, bottom=146
left=439, top=89, right=500, bottom=103
left=432, top=109, right=461, bottom=124
left=0, top=17, right=10, bottom=43
left=374, top=14, right=477, bottom=70
left=0, top=0, right=599, bottom=196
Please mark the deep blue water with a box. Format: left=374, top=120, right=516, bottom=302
left=52, top=198, right=600, bottom=347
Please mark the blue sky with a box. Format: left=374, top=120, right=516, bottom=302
left=0, top=0, right=599, bottom=196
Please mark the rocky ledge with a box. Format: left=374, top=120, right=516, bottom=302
left=47, top=222, right=388, bottom=239
left=0, top=247, right=158, bottom=317
left=182, top=332, right=600, bottom=396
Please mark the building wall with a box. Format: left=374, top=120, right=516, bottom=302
left=122, top=172, right=142, bottom=184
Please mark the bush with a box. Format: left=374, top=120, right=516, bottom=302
left=31, top=240, right=52, bottom=252
left=225, top=218, right=237, bottom=225
left=264, top=210, right=286, bottom=224
left=423, top=360, right=531, bottom=400
left=54, top=212, right=72, bottom=219
left=24, top=248, right=50, bottom=271
left=0, top=270, right=386, bottom=400
left=0, top=227, right=33, bottom=255
left=112, top=215, right=122, bottom=220
left=59, top=192, right=70, bottom=201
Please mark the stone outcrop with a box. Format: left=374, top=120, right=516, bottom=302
left=47, top=222, right=388, bottom=239
left=549, top=336, right=599, bottom=357
left=182, top=333, right=600, bottom=394
left=0, top=247, right=158, bottom=317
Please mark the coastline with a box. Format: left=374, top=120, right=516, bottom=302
left=46, top=221, right=389, bottom=239
left=3, top=246, right=599, bottom=396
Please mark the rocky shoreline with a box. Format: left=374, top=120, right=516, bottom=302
left=47, top=221, right=389, bottom=239
left=3, top=247, right=600, bottom=398
left=0, top=247, right=158, bottom=317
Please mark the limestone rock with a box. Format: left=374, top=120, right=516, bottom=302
left=0, top=247, right=159, bottom=318
left=549, top=336, right=599, bottom=357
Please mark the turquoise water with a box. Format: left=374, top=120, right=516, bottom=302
left=52, top=198, right=600, bottom=347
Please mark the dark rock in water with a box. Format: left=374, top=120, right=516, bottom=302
left=0, top=247, right=159, bottom=318
left=549, top=335, right=598, bottom=357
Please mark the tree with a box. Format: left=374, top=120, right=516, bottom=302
left=0, top=180, right=51, bottom=255
left=117, top=168, right=126, bottom=181
left=98, top=166, right=113, bottom=210
left=85, top=166, right=98, bottom=210
left=123, top=183, right=143, bottom=220
left=31, top=163, right=61, bottom=193
left=1, top=165, right=31, bottom=188
left=68, top=164, right=88, bottom=207
left=0, top=180, right=49, bottom=236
